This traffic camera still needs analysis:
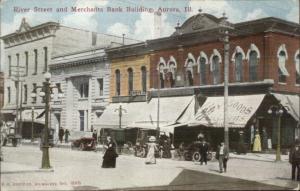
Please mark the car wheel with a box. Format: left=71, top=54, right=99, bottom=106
left=192, top=151, right=201, bottom=162
left=79, top=143, right=84, bottom=151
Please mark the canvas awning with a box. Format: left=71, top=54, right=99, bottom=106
left=22, top=109, right=45, bottom=124
left=272, top=93, right=300, bottom=121
left=189, top=94, right=265, bottom=128
left=95, top=96, right=194, bottom=132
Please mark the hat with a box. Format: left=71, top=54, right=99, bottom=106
left=149, top=136, right=156, bottom=142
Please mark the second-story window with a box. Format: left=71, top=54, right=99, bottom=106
left=296, top=54, right=300, bottom=85
left=25, top=51, right=28, bottom=76
left=7, top=87, right=11, bottom=103
left=249, top=51, right=258, bottom=81
left=128, top=68, right=133, bottom=95
left=235, top=53, right=243, bottom=82
left=278, top=51, right=288, bottom=83
left=23, top=84, right=27, bottom=104
left=141, top=66, right=147, bottom=94
left=32, top=83, right=37, bottom=103
left=43, top=47, right=48, bottom=73
left=115, top=70, right=120, bottom=96
left=33, top=49, right=38, bottom=75
left=97, top=78, right=104, bottom=96
left=80, top=82, right=89, bottom=98
left=187, top=70, right=193, bottom=86
left=8, top=56, right=11, bottom=77
left=199, top=57, right=206, bottom=85
left=212, top=56, right=220, bottom=84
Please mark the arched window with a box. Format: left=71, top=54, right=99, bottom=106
left=249, top=51, right=258, bottom=81
left=235, top=53, right=243, bottom=82
left=141, top=66, right=147, bottom=94
left=115, top=69, right=120, bottom=96
left=212, top=56, right=220, bottom=84
left=278, top=51, right=288, bottom=83
left=168, top=62, right=176, bottom=87
left=187, top=70, right=193, bottom=86
left=199, top=57, right=206, bottom=85
left=296, top=53, right=300, bottom=84
left=128, top=68, right=133, bottom=95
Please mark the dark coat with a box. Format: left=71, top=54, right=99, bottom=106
left=289, top=144, right=300, bottom=164
left=102, top=141, right=118, bottom=168
left=199, top=142, right=209, bottom=155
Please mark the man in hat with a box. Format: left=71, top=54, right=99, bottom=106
left=289, top=139, right=300, bottom=180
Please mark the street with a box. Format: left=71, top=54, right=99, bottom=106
left=0, top=145, right=298, bottom=190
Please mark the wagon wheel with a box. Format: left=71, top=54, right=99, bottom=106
left=192, top=151, right=201, bottom=162
left=79, top=143, right=84, bottom=151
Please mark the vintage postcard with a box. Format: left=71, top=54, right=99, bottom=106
left=0, top=0, right=299, bottom=190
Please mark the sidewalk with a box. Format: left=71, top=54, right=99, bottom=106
left=21, top=141, right=290, bottom=163
left=1, top=162, right=54, bottom=174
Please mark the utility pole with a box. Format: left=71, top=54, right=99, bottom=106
left=224, top=30, right=230, bottom=149
left=115, top=105, right=126, bottom=129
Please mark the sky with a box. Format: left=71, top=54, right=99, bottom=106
left=0, top=0, right=299, bottom=41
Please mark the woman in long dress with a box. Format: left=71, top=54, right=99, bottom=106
left=102, top=136, right=118, bottom=168
left=145, top=136, right=158, bottom=164
left=253, top=131, right=262, bottom=152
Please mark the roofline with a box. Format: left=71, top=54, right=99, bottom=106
left=1, top=21, right=59, bottom=39
left=235, top=16, right=300, bottom=28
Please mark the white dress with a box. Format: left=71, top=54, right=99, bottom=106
left=145, top=142, right=157, bottom=164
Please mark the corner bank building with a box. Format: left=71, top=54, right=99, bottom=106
left=104, top=12, right=300, bottom=151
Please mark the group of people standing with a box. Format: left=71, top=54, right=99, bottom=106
left=58, top=128, right=70, bottom=143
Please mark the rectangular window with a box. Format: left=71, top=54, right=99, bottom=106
left=7, top=87, right=11, bottom=103
left=97, top=78, right=103, bottom=96
left=25, top=52, right=28, bottom=76
left=80, top=82, right=89, bottom=98
left=79, top=110, right=84, bottom=131
left=32, top=83, right=37, bottom=103
left=23, top=84, right=27, bottom=104
left=33, top=49, right=38, bottom=75
left=43, top=47, right=48, bottom=72
left=8, top=56, right=11, bottom=77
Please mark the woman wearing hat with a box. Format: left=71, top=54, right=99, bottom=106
left=145, top=136, right=158, bottom=164
left=102, top=136, right=118, bottom=168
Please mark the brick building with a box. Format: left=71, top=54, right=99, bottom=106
left=105, top=12, right=299, bottom=150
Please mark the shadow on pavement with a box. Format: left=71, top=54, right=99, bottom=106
left=124, top=169, right=291, bottom=190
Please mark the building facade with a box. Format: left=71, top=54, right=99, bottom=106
left=50, top=38, right=140, bottom=139
left=1, top=18, right=137, bottom=139
left=105, top=12, right=300, bottom=150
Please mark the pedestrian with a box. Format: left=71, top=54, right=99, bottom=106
left=92, top=129, right=98, bottom=144
left=289, top=139, right=300, bottom=181
left=64, top=129, right=70, bottom=143
left=145, top=136, right=158, bottom=164
left=253, top=130, right=262, bottom=152
left=58, top=128, right=64, bottom=143
left=200, top=139, right=209, bottom=165
left=102, top=136, right=118, bottom=168
left=216, top=142, right=229, bottom=173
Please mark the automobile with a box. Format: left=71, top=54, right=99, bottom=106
left=71, top=137, right=96, bottom=151
left=183, top=141, right=213, bottom=162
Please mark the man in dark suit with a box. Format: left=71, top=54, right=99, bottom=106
left=199, top=140, right=209, bottom=165
left=289, top=139, right=300, bottom=181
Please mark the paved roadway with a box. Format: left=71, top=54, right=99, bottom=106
left=0, top=145, right=297, bottom=190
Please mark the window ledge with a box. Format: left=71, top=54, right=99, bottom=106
left=295, top=84, right=300, bottom=87
left=278, top=82, right=287, bottom=85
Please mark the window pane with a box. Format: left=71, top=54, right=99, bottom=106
left=115, top=70, right=120, bottom=96
left=235, top=53, right=243, bottom=82
left=141, top=67, right=147, bottom=93
left=212, top=56, right=219, bottom=84
left=249, top=51, right=257, bottom=81
left=200, top=57, right=206, bottom=85
left=278, top=51, right=287, bottom=83
left=128, top=68, right=133, bottom=95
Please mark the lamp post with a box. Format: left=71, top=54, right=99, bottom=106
left=31, top=72, right=63, bottom=169
left=31, top=107, right=34, bottom=142
left=268, top=105, right=284, bottom=162
left=115, top=105, right=126, bottom=129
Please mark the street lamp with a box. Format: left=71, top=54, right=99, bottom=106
left=267, top=105, right=284, bottom=162
left=114, top=105, right=127, bottom=129
left=31, top=72, right=62, bottom=169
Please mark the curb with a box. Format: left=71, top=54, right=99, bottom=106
left=2, top=168, right=54, bottom=174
